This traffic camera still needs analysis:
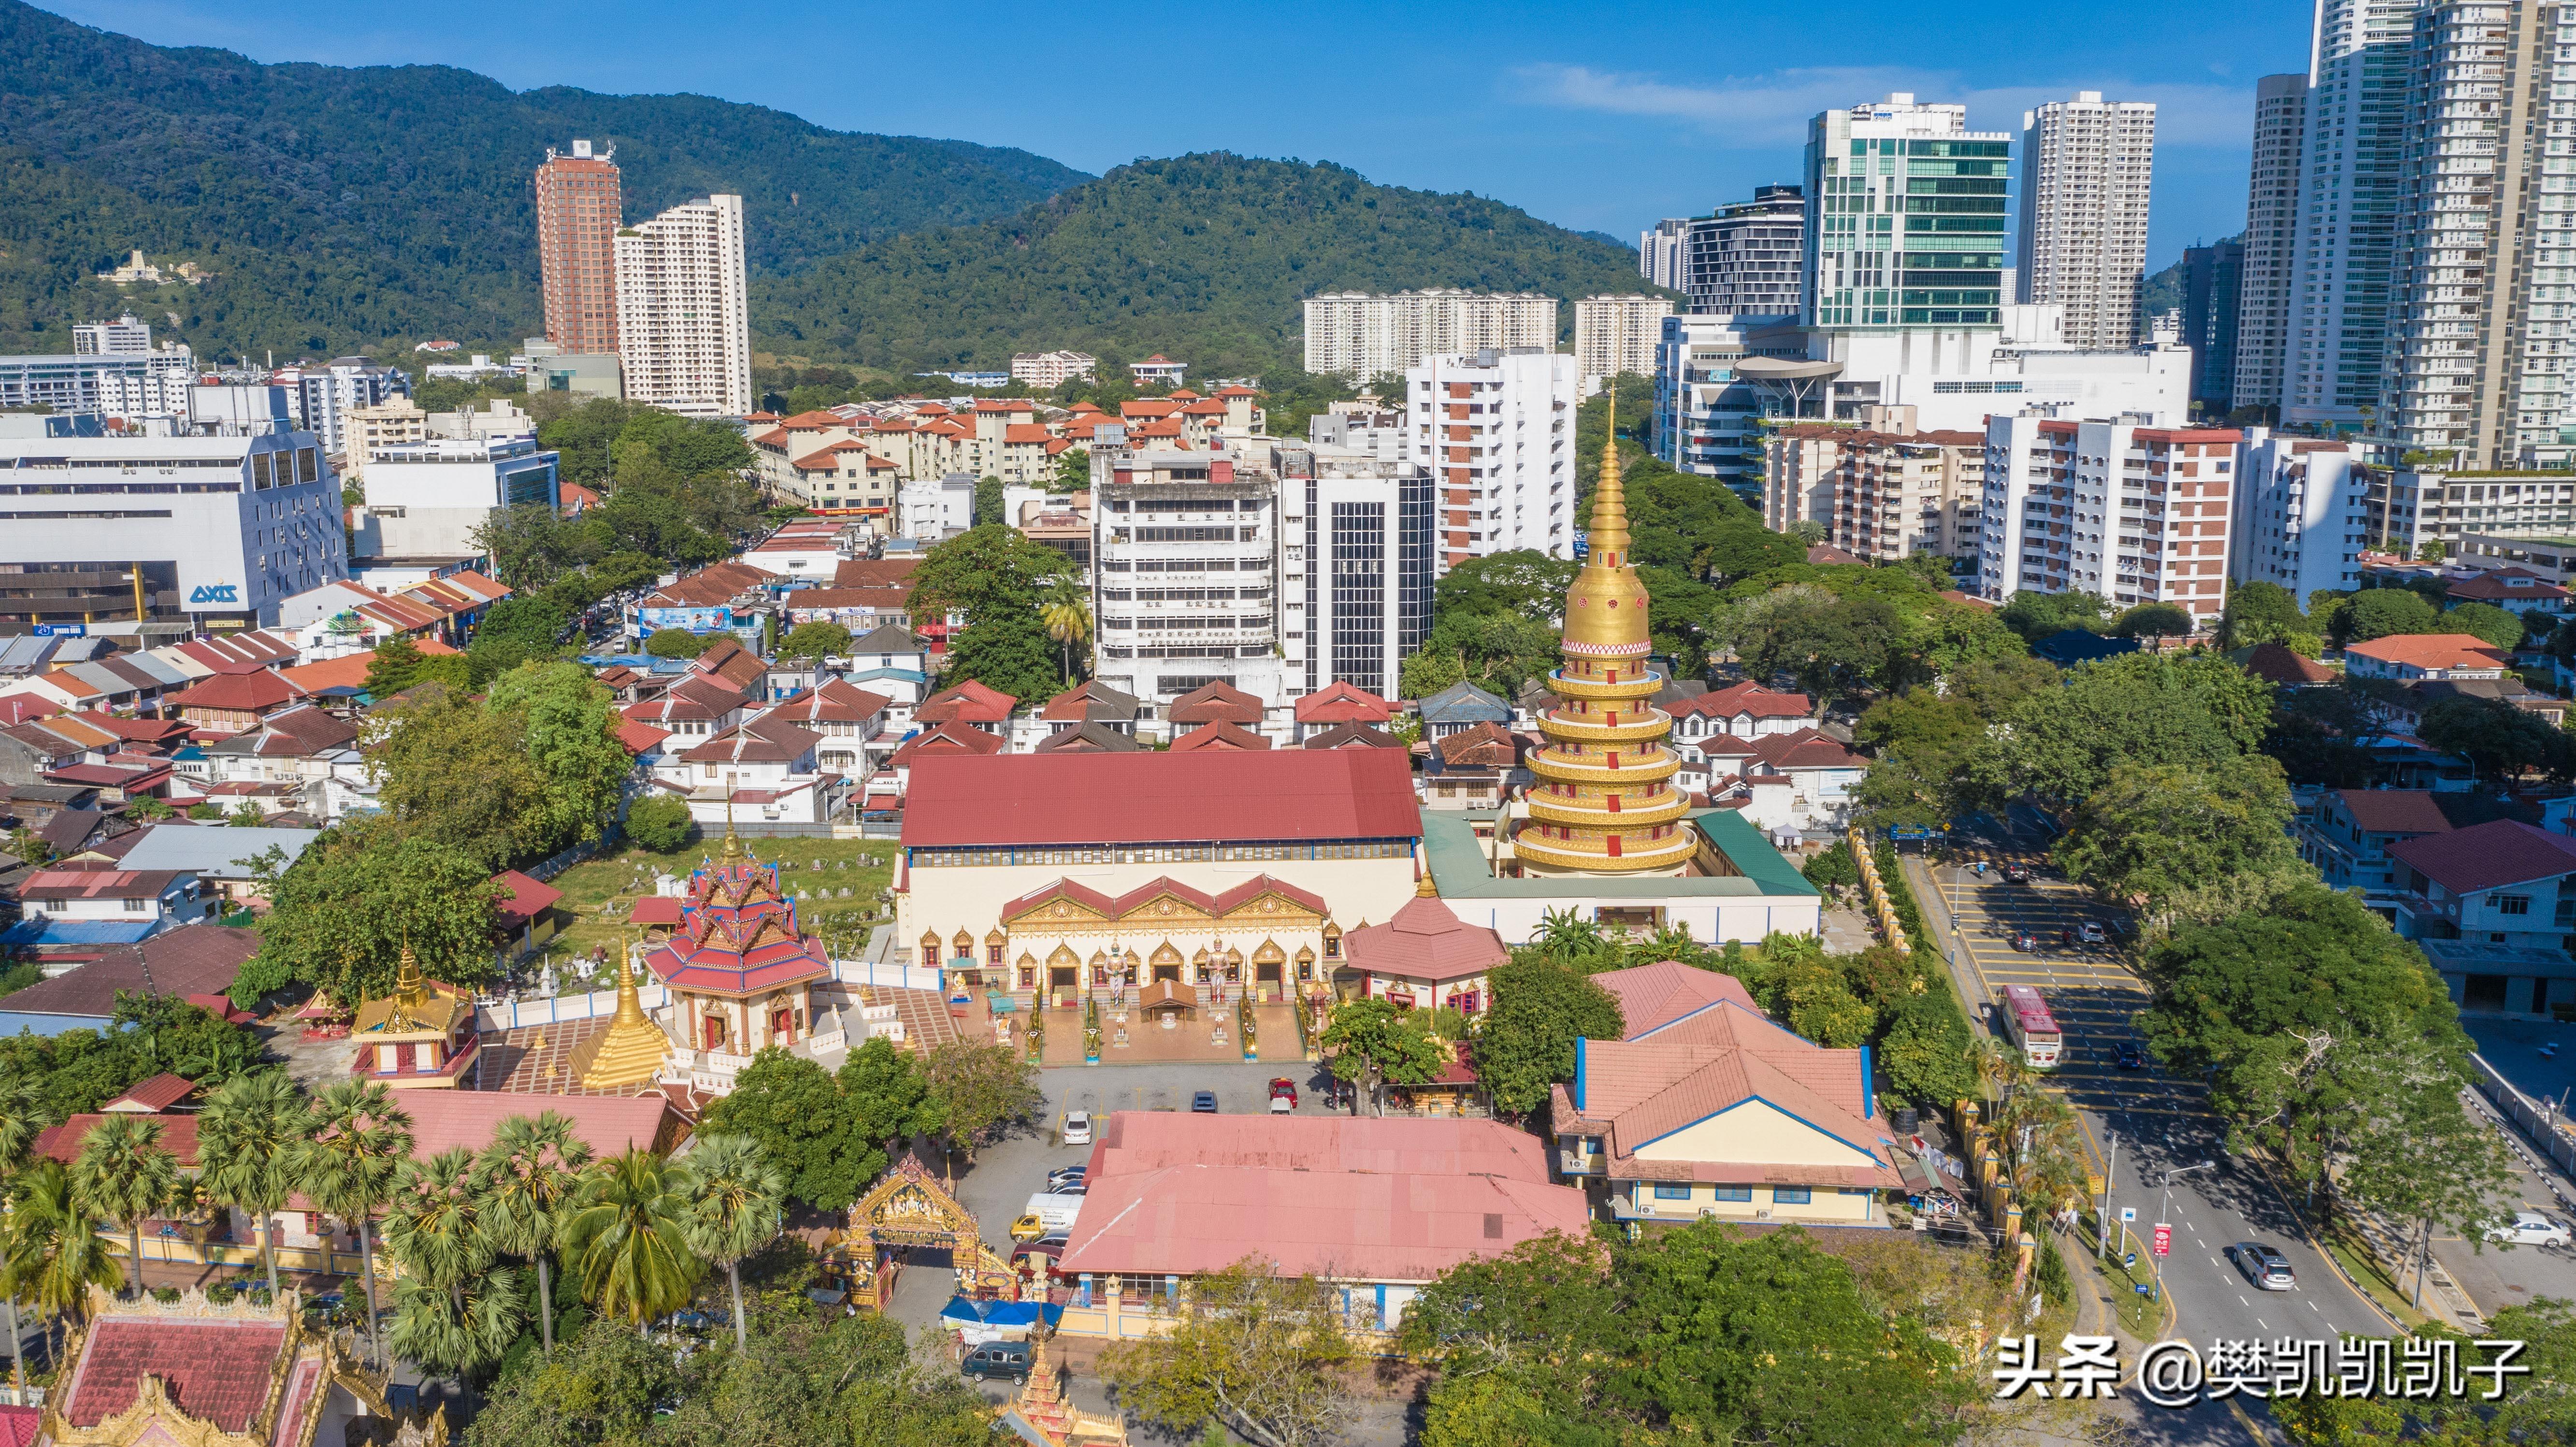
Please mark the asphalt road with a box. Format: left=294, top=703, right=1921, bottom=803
left=1942, top=816, right=2390, bottom=1343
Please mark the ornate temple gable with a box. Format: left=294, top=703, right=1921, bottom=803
left=1000, top=874, right=1328, bottom=934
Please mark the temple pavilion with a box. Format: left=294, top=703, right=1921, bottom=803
left=642, top=821, right=834, bottom=1067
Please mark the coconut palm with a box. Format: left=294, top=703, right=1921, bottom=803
left=561, top=1149, right=704, bottom=1335
left=0, top=1072, right=42, bottom=1396
left=680, top=1135, right=785, bottom=1351
left=69, top=1116, right=177, bottom=1298
left=1969, top=1034, right=2028, bottom=1103
left=295, top=1081, right=414, bottom=1369
left=194, top=1072, right=310, bottom=1300
left=475, top=1112, right=594, bottom=1357
left=1039, top=582, right=1093, bottom=685
left=2, top=1160, right=123, bottom=1370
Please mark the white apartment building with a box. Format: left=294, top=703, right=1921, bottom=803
left=72, top=315, right=153, bottom=356
left=1977, top=415, right=2240, bottom=625
left=1652, top=315, right=1808, bottom=498
left=1009, top=351, right=1097, bottom=388
left=899, top=473, right=976, bottom=541
left=0, top=325, right=196, bottom=418
left=1304, top=398, right=1407, bottom=465
left=0, top=426, right=348, bottom=632
left=1805, top=95, right=2011, bottom=331
left=352, top=436, right=561, bottom=565
left=2379, top=0, right=2576, bottom=469
left=1302, top=290, right=1558, bottom=379
left=1683, top=186, right=1808, bottom=318
left=2282, top=0, right=2416, bottom=428
left=1638, top=218, right=1689, bottom=290
left=2233, top=74, right=2308, bottom=414
left=1722, top=312, right=2191, bottom=436
left=1573, top=296, right=1673, bottom=383
left=2364, top=468, right=2576, bottom=559
left=1091, top=448, right=1283, bottom=707
left=2232, top=432, right=2365, bottom=601
left=616, top=194, right=753, bottom=417
left=1273, top=442, right=1434, bottom=702
left=1762, top=415, right=1985, bottom=562
left=265, top=358, right=412, bottom=461
left=2016, top=93, right=2156, bottom=351
left=1403, top=348, right=1580, bottom=571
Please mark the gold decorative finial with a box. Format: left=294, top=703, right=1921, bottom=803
left=610, top=931, right=647, bottom=1027
left=1415, top=868, right=1439, bottom=899
left=570, top=929, right=670, bottom=1091
left=720, top=793, right=745, bottom=864
left=392, top=930, right=425, bottom=1012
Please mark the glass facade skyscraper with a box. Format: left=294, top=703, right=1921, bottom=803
left=1802, top=94, right=2012, bottom=330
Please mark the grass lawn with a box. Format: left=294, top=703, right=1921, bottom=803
left=534, top=832, right=897, bottom=990
left=2320, top=1215, right=2433, bottom=1331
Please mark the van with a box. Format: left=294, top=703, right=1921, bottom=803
left=961, top=1341, right=1032, bottom=1382
left=1021, top=1191, right=1085, bottom=1236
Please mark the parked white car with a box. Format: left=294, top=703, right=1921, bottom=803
left=1062, top=1109, right=1093, bottom=1146
left=2487, top=1211, right=2574, bottom=1248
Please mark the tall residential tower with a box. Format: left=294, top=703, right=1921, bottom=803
left=1804, top=94, right=2011, bottom=331
left=2281, top=0, right=2415, bottom=428
left=2231, top=74, right=2308, bottom=415
left=2015, top=92, right=2158, bottom=349
left=533, top=140, right=622, bottom=356
left=614, top=194, right=753, bottom=418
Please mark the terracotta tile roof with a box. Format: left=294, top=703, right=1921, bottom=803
left=833, top=558, right=922, bottom=589
left=1120, top=400, right=1182, bottom=419
left=1433, top=720, right=1518, bottom=768
left=397, top=1088, right=686, bottom=1158
left=1294, top=680, right=1391, bottom=725
left=779, top=410, right=845, bottom=428
left=1003, top=424, right=1053, bottom=444
left=679, top=716, right=823, bottom=765
left=2344, top=634, right=2512, bottom=671
left=492, top=869, right=564, bottom=931
left=2387, top=819, right=2576, bottom=894
left=38, top=1115, right=201, bottom=1167
left=691, top=638, right=768, bottom=693
left=915, top=679, right=1017, bottom=724
left=1345, top=897, right=1507, bottom=983
left=615, top=720, right=672, bottom=755
left=1061, top=1114, right=1587, bottom=1283
left=102, top=1072, right=197, bottom=1112
left=1041, top=680, right=1139, bottom=723
left=777, top=586, right=910, bottom=613
left=902, top=749, right=1422, bottom=848
left=0, top=696, right=59, bottom=726
left=890, top=719, right=1007, bottom=766
left=1179, top=400, right=1229, bottom=415
left=1001, top=873, right=1327, bottom=927
left=1553, top=1030, right=1896, bottom=1188
left=1167, top=719, right=1271, bottom=752
left=275, top=653, right=375, bottom=695
left=764, top=680, right=890, bottom=726
left=2448, top=569, right=2570, bottom=602
left=1670, top=681, right=1812, bottom=720
left=2331, top=789, right=2455, bottom=835
left=166, top=670, right=299, bottom=713
left=2237, top=643, right=2337, bottom=686
left=1166, top=679, right=1263, bottom=725
left=621, top=682, right=745, bottom=728
left=1031, top=720, right=1143, bottom=753
left=1748, top=728, right=1863, bottom=771
left=61, top=1315, right=285, bottom=1431
left=1590, top=960, right=1766, bottom=1040
left=1126, top=419, right=1185, bottom=438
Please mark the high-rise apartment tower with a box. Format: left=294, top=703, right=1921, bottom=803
left=1804, top=95, right=2011, bottom=330
left=614, top=194, right=753, bottom=418
left=2015, top=92, right=2158, bottom=348
left=2231, top=75, right=2308, bottom=415
left=534, top=140, right=623, bottom=356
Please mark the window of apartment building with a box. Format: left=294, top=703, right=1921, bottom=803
left=1652, top=1182, right=1694, bottom=1201
left=2496, top=895, right=2532, bottom=916
left=1771, top=1187, right=1813, bottom=1205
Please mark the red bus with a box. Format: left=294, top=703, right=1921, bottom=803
left=1999, top=985, right=2062, bottom=1069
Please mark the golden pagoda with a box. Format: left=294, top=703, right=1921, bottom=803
left=568, top=934, right=670, bottom=1090
left=350, top=939, right=481, bottom=1089
left=1514, top=394, right=1696, bottom=876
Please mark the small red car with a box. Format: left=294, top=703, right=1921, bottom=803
left=2012, top=931, right=2040, bottom=952
left=1268, top=1077, right=1299, bottom=1111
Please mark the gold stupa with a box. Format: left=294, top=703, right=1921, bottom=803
left=567, top=934, right=670, bottom=1090
left=1514, top=394, right=1695, bottom=875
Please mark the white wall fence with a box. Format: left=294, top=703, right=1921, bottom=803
left=2470, top=1052, right=2576, bottom=1182
left=473, top=959, right=943, bottom=1033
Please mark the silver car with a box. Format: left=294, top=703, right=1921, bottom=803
left=2487, top=1211, right=2574, bottom=1248
left=2227, top=1241, right=2296, bottom=1291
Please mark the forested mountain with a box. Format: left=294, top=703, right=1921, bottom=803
left=0, top=0, right=1084, bottom=358
left=757, top=153, right=1660, bottom=379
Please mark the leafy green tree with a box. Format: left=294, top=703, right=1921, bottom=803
left=1, top=1160, right=124, bottom=1373
left=2219, top=580, right=2309, bottom=650
left=1401, top=611, right=1561, bottom=701
left=1398, top=1231, right=1616, bottom=1431
left=2336, top=1029, right=2516, bottom=1310
left=1996, top=589, right=2109, bottom=642
left=462, top=1314, right=678, bottom=1447
left=1101, top=1257, right=1356, bottom=1447
left=70, top=1115, right=177, bottom=1296
left=645, top=628, right=708, bottom=659
left=972, top=475, right=1004, bottom=528
left=936, top=604, right=1058, bottom=704
left=2054, top=753, right=2303, bottom=928
left=779, top=620, right=851, bottom=659
left=909, top=525, right=1073, bottom=703
left=623, top=795, right=695, bottom=853
left=363, top=637, right=436, bottom=698
left=475, top=1111, right=594, bottom=1358
left=1478, top=960, right=1625, bottom=1117
left=2421, top=693, right=2573, bottom=780
left=472, top=504, right=605, bottom=591
left=1319, top=998, right=1447, bottom=1114
left=370, top=687, right=551, bottom=868
left=916, top=1038, right=1042, bottom=1176
left=679, top=1134, right=785, bottom=1351
left=486, top=662, right=634, bottom=851
left=0, top=1074, right=41, bottom=1394
left=2110, top=601, right=2194, bottom=638
left=563, top=1148, right=705, bottom=1335
left=1778, top=960, right=1875, bottom=1047
left=702, top=1049, right=879, bottom=1212
left=194, top=1071, right=309, bottom=1299
left=1433, top=551, right=1577, bottom=622
left=1716, top=584, right=1898, bottom=709
left=1051, top=445, right=1090, bottom=492
left=2445, top=599, right=2525, bottom=650
left=2341, top=587, right=2441, bottom=643
left=1875, top=995, right=1978, bottom=1110
left=244, top=822, right=504, bottom=1006
left=296, top=1080, right=414, bottom=1368
left=473, top=596, right=571, bottom=652
left=1981, top=651, right=2272, bottom=809
left=839, top=1037, right=944, bottom=1163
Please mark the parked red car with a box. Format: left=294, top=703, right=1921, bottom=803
left=1268, top=1077, right=1299, bottom=1112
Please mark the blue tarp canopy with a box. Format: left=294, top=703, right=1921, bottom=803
left=937, top=1296, right=1061, bottom=1330
left=0, top=918, right=157, bottom=947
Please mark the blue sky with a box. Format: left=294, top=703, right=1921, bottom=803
left=46, top=0, right=2314, bottom=271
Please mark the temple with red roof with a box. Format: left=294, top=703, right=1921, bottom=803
left=642, top=820, right=834, bottom=1068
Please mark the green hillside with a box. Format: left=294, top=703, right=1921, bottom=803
left=0, top=0, right=1085, bottom=359
left=757, top=153, right=1665, bottom=379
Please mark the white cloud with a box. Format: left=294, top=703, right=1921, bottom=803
left=1516, top=64, right=2252, bottom=150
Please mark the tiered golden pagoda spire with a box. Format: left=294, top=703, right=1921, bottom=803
left=1514, top=394, right=1695, bottom=876
left=569, top=931, right=671, bottom=1091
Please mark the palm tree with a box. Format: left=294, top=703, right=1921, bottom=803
left=194, top=1073, right=309, bottom=1300
left=561, top=1149, right=705, bottom=1335
left=1, top=1161, right=123, bottom=1371
left=1970, top=1034, right=2028, bottom=1104
left=680, top=1135, right=785, bottom=1351
left=1039, top=582, right=1093, bottom=685
left=387, top=1267, right=526, bottom=1401
left=295, top=1081, right=414, bottom=1369
left=1527, top=907, right=1609, bottom=963
left=70, top=1117, right=177, bottom=1298
left=0, top=1073, right=42, bottom=1398
left=475, top=1112, right=593, bottom=1356
left=384, top=1147, right=496, bottom=1296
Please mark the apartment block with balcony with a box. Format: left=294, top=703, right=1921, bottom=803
left=1653, top=315, right=1809, bottom=502
left=2231, top=433, right=2364, bottom=600
left=1403, top=348, right=1578, bottom=572
left=1573, top=295, right=1673, bottom=383
left=2387, top=820, right=2576, bottom=1017
left=1976, top=415, right=2239, bottom=624
left=2015, top=93, right=2157, bottom=350
left=1302, top=290, right=1558, bottom=379
left=1762, top=413, right=1982, bottom=564
left=1091, top=448, right=1283, bottom=707
left=1272, top=442, right=1432, bottom=703
left=2295, top=788, right=2511, bottom=916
